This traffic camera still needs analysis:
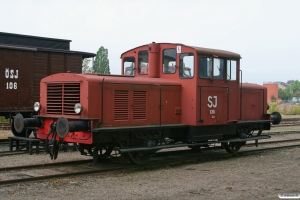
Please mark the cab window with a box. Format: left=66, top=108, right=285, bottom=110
left=199, top=57, right=224, bottom=80
left=163, top=49, right=176, bottom=74
left=179, top=53, right=194, bottom=78
left=124, top=57, right=135, bottom=76
left=138, top=50, right=149, bottom=74
left=213, top=58, right=224, bottom=80
left=226, top=60, right=237, bottom=81
left=199, top=57, right=212, bottom=79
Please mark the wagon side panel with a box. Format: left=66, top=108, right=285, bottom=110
left=33, top=52, right=49, bottom=104
left=66, top=54, right=82, bottom=73
left=50, top=53, right=65, bottom=74
left=3, top=49, right=20, bottom=110
left=0, top=49, right=4, bottom=110
left=18, top=51, right=34, bottom=110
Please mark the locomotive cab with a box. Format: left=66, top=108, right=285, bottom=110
left=121, top=43, right=281, bottom=152
left=121, top=43, right=242, bottom=128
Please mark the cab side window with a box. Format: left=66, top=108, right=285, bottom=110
left=226, top=60, right=237, bottom=81
left=213, top=58, right=224, bottom=80
left=124, top=57, right=135, bottom=76
left=162, top=49, right=176, bottom=74
left=179, top=53, right=194, bottom=78
left=199, top=57, right=224, bottom=80
left=138, top=50, right=149, bottom=74
left=199, top=57, right=212, bottom=79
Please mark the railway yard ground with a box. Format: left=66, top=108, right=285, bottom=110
left=0, top=116, right=299, bottom=199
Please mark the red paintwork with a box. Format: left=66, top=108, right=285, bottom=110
left=38, top=72, right=181, bottom=144
left=37, top=119, right=92, bottom=144
left=240, top=83, right=269, bottom=121
left=121, top=43, right=242, bottom=126
left=36, top=42, right=269, bottom=144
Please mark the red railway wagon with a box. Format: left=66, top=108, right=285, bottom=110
left=0, top=32, right=95, bottom=137
left=14, top=42, right=281, bottom=164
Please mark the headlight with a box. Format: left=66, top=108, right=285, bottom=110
left=33, top=102, right=41, bottom=112
left=74, top=103, right=82, bottom=114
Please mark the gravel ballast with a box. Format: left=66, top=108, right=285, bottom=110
left=0, top=142, right=299, bottom=199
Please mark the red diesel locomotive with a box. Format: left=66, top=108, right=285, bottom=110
left=14, top=42, right=281, bottom=164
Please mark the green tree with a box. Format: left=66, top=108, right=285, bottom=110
left=286, top=80, right=300, bottom=98
left=93, top=46, right=110, bottom=74
left=82, top=58, right=92, bottom=73
left=278, top=88, right=292, bottom=101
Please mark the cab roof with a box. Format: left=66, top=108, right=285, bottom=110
left=121, top=42, right=241, bottom=59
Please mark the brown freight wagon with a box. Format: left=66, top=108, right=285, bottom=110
left=0, top=32, right=95, bottom=137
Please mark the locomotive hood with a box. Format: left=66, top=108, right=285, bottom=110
left=41, top=73, right=182, bottom=86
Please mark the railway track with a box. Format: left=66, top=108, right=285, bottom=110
left=246, top=138, right=300, bottom=145
left=0, top=138, right=299, bottom=186
left=0, top=157, right=133, bottom=186
left=281, top=118, right=300, bottom=122
left=272, top=117, right=300, bottom=128
left=272, top=124, right=300, bottom=128
left=0, top=138, right=9, bottom=145
left=0, top=150, right=25, bottom=157
left=0, top=122, right=11, bottom=130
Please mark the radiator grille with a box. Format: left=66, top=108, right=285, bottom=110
left=114, top=90, right=129, bottom=120
left=133, top=91, right=147, bottom=120
left=47, top=83, right=80, bottom=115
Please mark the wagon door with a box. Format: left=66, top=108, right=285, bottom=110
left=199, top=87, right=228, bottom=125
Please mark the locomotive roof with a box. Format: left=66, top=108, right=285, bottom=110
left=191, top=46, right=241, bottom=59
left=121, top=43, right=241, bottom=59
left=0, top=32, right=95, bottom=58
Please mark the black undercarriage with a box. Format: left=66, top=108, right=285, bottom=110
left=78, top=121, right=272, bottom=165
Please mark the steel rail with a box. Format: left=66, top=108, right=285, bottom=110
left=272, top=123, right=300, bottom=127
left=0, top=150, right=25, bottom=157
left=246, top=138, right=300, bottom=146
left=267, top=131, right=300, bottom=134
left=281, top=118, right=300, bottom=122
left=0, top=166, right=126, bottom=186
left=0, top=159, right=93, bottom=172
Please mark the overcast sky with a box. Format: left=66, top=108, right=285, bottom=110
left=1, top=0, right=299, bottom=84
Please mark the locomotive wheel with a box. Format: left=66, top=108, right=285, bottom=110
left=79, top=144, right=94, bottom=156
left=93, top=146, right=113, bottom=157
left=101, top=146, right=114, bottom=156
left=92, top=145, right=114, bottom=165
left=222, top=142, right=242, bottom=154
left=124, top=152, right=152, bottom=165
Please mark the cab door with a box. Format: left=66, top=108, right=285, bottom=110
left=198, top=57, right=230, bottom=125
left=199, top=86, right=228, bottom=125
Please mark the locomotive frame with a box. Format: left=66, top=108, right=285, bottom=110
left=0, top=32, right=95, bottom=137
left=14, top=42, right=281, bottom=164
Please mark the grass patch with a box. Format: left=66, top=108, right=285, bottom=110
left=268, top=103, right=300, bottom=115
left=0, top=116, right=9, bottom=123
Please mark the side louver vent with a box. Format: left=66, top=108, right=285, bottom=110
left=47, top=83, right=80, bottom=115
left=133, top=91, right=147, bottom=120
left=114, top=90, right=129, bottom=120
